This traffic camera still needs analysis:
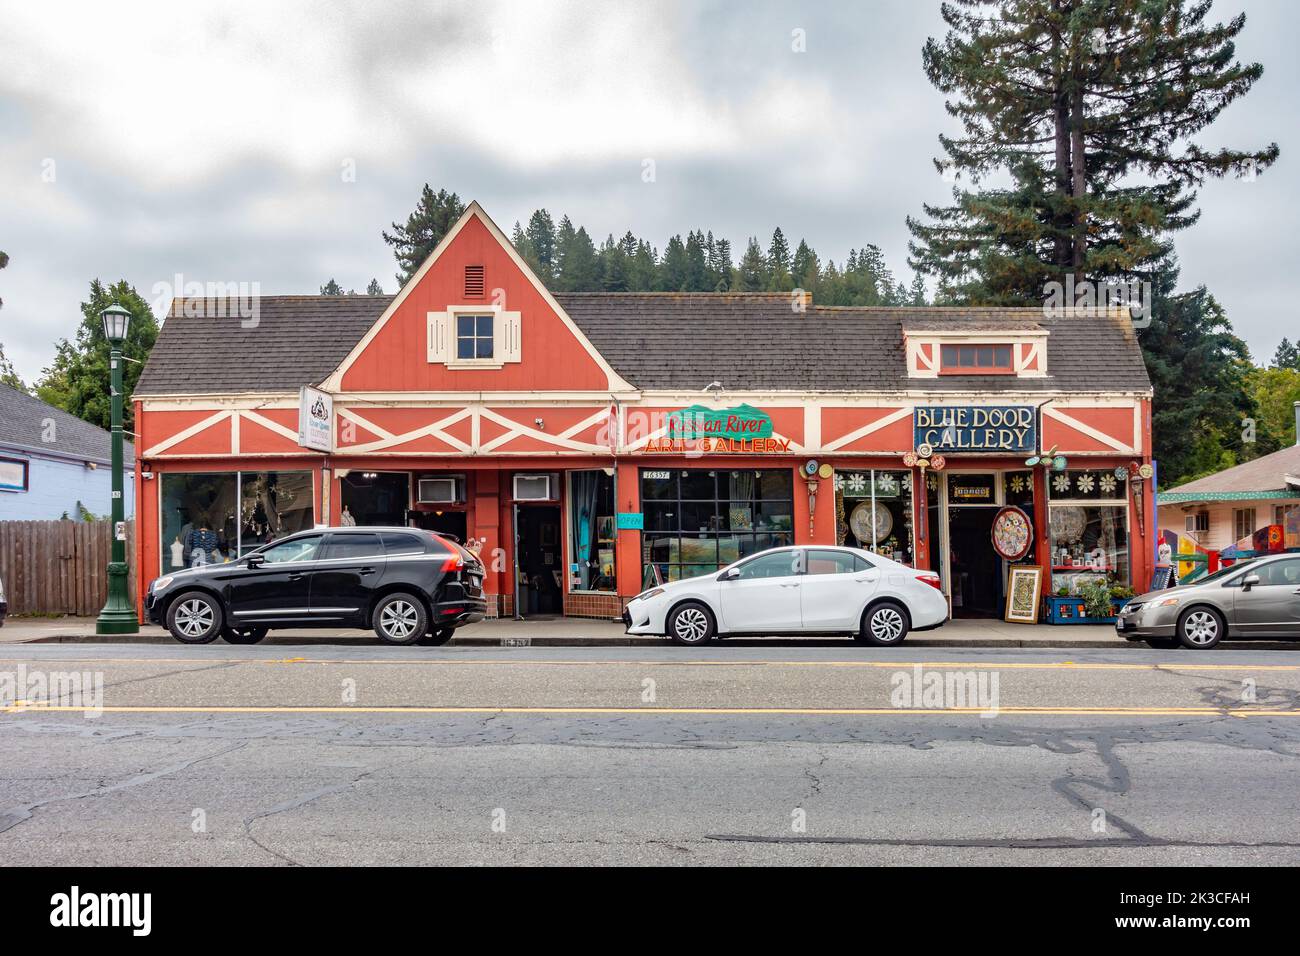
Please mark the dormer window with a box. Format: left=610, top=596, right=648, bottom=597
left=940, top=344, right=1013, bottom=374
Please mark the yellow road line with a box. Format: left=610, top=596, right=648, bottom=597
left=2, top=703, right=1295, bottom=717
left=1, top=658, right=1297, bottom=671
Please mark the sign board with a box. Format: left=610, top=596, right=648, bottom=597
left=298, top=386, right=333, bottom=452
left=616, top=512, right=644, bottom=531
left=914, top=406, right=1036, bottom=453
left=948, top=474, right=996, bottom=504
left=647, top=404, right=787, bottom=453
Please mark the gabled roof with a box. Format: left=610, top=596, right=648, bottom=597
left=134, top=293, right=1153, bottom=396
left=1160, top=443, right=1300, bottom=502
left=0, top=383, right=134, bottom=465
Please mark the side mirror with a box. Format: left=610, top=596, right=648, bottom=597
left=246, top=553, right=266, bottom=569
left=720, top=567, right=741, bottom=581
left=1241, top=573, right=1260, bottom=591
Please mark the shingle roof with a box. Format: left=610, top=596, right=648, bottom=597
left=133, top=296, right=391, bottom=396
left=133, top=294, right=1152, bottom=396
left=556, top=295, right=1150, bottom=393
left=0, top=383, right=133, bottom=465
left=1161, top=443, right=1300, bottom=498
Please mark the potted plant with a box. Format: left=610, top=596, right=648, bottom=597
left=1043, top=579, right=1132, bottom=624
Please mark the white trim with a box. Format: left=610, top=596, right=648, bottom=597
left=319, top=202, right=634, bottom=393
left=240, top=410, right=299, bottom=442
left=823, top=406, right=914, bottom=452
left=143, top=410, right=232, bottom=457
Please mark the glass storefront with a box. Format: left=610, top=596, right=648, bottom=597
left=834, top=469, right=913, bottom=565
left=161, top=471, right=314, bottom=571
left=569, top=469, right=616, bottom=592
left=1048, top=469, right=1129, bottom=592
left=641, top=468, right=794, bottom=583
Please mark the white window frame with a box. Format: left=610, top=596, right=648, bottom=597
left=428, top=304, right=522, bottom=369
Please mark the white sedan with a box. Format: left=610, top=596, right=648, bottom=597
left=623, top=546, right=949, bottom=646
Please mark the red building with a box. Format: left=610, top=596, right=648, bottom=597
left=133, top=202, right=1155, bottom=620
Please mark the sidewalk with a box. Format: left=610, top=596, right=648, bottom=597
left=0, top=614, right=1133, bottom=647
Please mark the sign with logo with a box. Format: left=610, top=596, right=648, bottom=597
left=298, top=386, right=334, bottom=452
left=646, top=403, right=789, bottom=453
left=616, top=512, right=644, bottom=530
left=914, top=406, right=1036, bottom=453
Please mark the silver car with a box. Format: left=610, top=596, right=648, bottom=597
left=1118, top=554, right=1300, bottom=649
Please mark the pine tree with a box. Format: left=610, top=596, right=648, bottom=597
left=737, top=238, right=769, bottom=292
left=766, top=228, right=792, bottom=291
left=660, top=235, right=688, bottom=291
left=908, top=0, right=1278, bottom=303
left=0, top=342, right=26, bottom=392
left=791, top=240, right=819, bottom=292
left=685, top=231, right=709, bottom=291
left=366, top=279, right=383, bottom=296
left=599, top=235, right=630, bottom=292
left=382, top=186, right=465, bottom=285
left=1271, top=338, right=1300, bottom=371
left=630, top=239, right=658, bottom=292
left=525, top=209, right=558, bottom=283
left=320, top=279, right=345, bottom=295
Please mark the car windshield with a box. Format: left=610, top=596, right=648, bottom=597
left=1190, top=559, right=1256, bottom=585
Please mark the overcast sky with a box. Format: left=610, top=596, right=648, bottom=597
left=0, top=0, right=1294, bottom=382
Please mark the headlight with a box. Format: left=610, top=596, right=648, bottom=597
left=1155, top=596, right=1180, bottom=608
left=153, top=576, right=175, bottom=591
left=633, top=587, right=665, bottom=602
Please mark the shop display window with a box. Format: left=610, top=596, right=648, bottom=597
left=640, top=468, right=794, bottom=583
left=834, top=469, right=913, bottom=565
left=569, top=469, right=616, bottom=592
left=1048, top=469, right=1129, bottom=592
left=161, top=471, right=314, bottom=572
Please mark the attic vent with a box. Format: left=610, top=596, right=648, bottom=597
left=464, top=265, right=485, bottom=298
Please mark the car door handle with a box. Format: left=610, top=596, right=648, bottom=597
left=780, top=583, right=799, bottom=588
left=359, top=567, right=376, bottom=576
left=288, top=572, right=305, bottom=581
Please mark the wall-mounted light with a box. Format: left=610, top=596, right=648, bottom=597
left=534, top=418, right=545, bottom=430
left=142, top=471, right=154, bottom=480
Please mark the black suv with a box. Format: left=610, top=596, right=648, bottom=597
left=146, top=527, right=486, bottom=646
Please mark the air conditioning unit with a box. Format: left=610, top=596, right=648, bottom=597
left=513, top=474, right=554, bottom=501
left=418, top=477, right=460, bottom=504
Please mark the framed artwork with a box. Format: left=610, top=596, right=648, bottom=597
left=1004, top=564, right=1043, bottom=624
left=596, top=516, right=615, bottom=543
left=991, top=506, right=1033, bottom=560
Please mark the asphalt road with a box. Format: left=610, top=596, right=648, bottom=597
left=1, top=643, right=1298, bottom=865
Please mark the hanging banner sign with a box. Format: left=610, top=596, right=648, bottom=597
left=914, top=406, right=1036, bottom=452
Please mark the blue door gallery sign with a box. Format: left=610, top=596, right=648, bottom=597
left=914, top=406, right=1037, bottom=452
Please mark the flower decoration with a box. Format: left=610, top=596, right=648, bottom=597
left=877, top=473, right=898, bottom=494
left=834, top=474, right=845, bottom=492
left=1099, top=474, right=1117, bottom=494
left=1053, top=473, right=1071, bottom=493
left=1076, top=473, right=1095, bottom=494
left=901, top=473, right=912, bottom=492
left=847, top=473, right=866, bottom=493
left=1008, top=474, right=1026, bottom=494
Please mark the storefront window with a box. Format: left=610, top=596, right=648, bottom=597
left=161, top=473, right=239, bottom=570
left=834, top=469, right=913, bottom=565
left=160, top=471, right=315, bottom=572
left=1048, top=469, right=1129, bottom=592
left=239, top=472, right=315, bottom=555
left=1003, top=470, right=1035, bottom=510
left=641, top=468, right=793, bottom=583
left=569, top=469, right=616, bottom=592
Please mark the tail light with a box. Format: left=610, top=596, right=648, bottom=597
left=439, top=551, right=464, bottom=573
left=916, top=573, right=943, bottom=591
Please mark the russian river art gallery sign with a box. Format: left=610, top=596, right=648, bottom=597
left=914, top=405, right=1037, bottom=452
left=645, top=404, right=790, bottom=453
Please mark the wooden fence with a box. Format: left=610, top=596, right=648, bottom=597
left=0, top=520, right=137, bottom=616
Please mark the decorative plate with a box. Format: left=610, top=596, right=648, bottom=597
left=849, top=501, right=893, bottom=544
left=991, top=506, right=1033, bottom=561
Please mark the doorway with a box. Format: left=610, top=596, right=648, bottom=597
left=515, top=505, right=562, bottom=617
left=947, top=507, right=1003, bottom=617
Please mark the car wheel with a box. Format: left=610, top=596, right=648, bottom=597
left=222, top=626, right=268, bottom=645
left=667, top=601, right=715, bottom=646
left=166, top=591, right=223, bottom=644
left=418, top=627, right=455, bottom=646
left=858, top=600, right=909, bottom=646
left=373, top=593, right=428, bottom=646
left=1177, top=607, right=1224, bottom=649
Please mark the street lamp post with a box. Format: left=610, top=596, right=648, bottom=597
left=95, top=303, right=139, bottom=635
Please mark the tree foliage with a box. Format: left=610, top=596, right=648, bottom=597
left=382, top=185, right=466, bottom=285
left=908, top=0, right=1278, bottom=303
left=34, top=280, right=159, bottom=432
